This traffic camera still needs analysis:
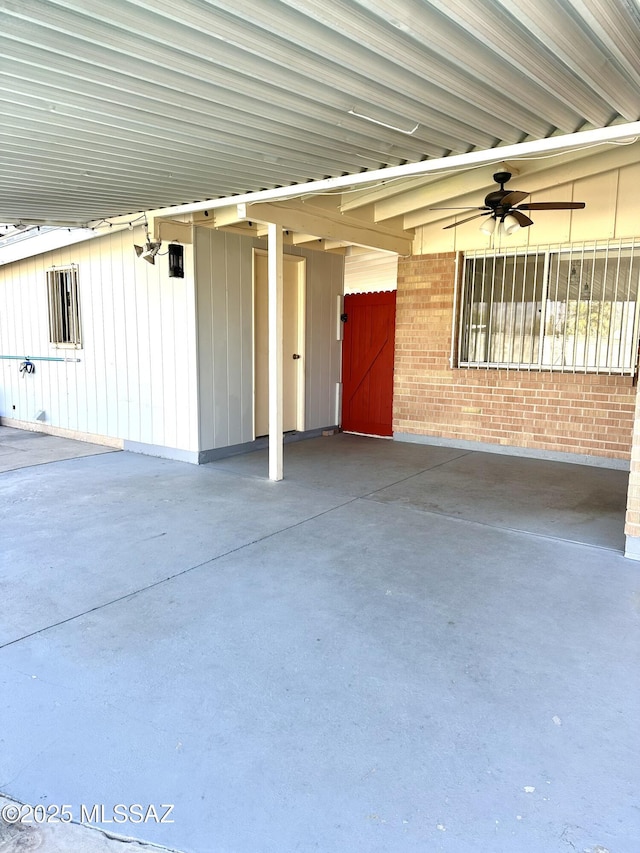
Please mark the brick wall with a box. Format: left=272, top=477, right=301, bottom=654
left=394, top=253, right=637, bottom=462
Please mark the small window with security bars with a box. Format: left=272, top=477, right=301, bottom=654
left=47, top=265, right=82, bottom=347
left=458, top=240, right=640, bottom=374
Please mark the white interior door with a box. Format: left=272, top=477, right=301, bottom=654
left=254, top=251, right=305, bottom=437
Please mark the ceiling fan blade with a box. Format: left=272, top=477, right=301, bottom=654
left=509, top=210, right=533, bottom=227
left=443, top=212, right=490, bottom=229
left=516, top=201, right=586, bottom=210
left=429, top=206, right=482, bottom=210
left=501, top=190, right=529, bottom=206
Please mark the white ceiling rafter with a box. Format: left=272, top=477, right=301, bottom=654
left=490, top=0, right=640, bottom=119
left=290, top=0, right=575, bottom=133
left=0, top=0, right=638, bottom=234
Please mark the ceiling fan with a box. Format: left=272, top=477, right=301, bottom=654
left=433, top=171, right=586, bottom=235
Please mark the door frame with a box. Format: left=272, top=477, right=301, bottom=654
left=252, top=248, right=306, bottom=438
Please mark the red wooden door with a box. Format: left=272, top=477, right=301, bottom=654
left=341, top=291, right=396, bottom=436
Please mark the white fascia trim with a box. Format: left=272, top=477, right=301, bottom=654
left=152, top=122, right=640, bottom=220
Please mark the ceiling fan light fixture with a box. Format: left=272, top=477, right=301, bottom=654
left=479, top=216, right=496, bottom=236
left=434, top=172, right=585, bottom=232
left=502, top=214, right=521, bottom=236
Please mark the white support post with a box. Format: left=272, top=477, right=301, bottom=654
left=267, top=222, right=284, bottom=481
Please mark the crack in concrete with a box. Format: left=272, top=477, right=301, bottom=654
left=0, top=495, right=359, bottom=653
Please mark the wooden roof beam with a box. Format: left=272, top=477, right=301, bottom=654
left=235, top=200, right=413, bottom=254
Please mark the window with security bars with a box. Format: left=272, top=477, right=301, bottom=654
left=47, top=265, right=82, bottom=346
left=458, top=240, right=640, bottom=374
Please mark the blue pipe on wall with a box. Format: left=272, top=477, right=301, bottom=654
left=0, top=354, right=81, bottom=362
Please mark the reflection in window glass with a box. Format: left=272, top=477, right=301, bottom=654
left=459, top=242, right=640, bottom=374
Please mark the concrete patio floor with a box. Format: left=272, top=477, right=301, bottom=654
left=0, top=424, right=116, bottom=473
left=0, top=431, right=639, bottom=853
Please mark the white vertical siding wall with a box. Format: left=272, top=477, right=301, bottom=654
left=344, top=250, right=398, bottom=294
left=195, top=229, right=255, bottom=449
left=0, top=229, right=199, bottom=452
left=195, top=228, right=343, bottom=451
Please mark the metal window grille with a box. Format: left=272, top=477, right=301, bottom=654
left=458, top=239, right=640, bottom=374
left=47, top=265, right=81, bottom=346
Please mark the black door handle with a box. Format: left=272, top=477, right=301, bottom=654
left=292, top=354, right=301, bottom=360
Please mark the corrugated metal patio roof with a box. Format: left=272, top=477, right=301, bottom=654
left=1, top=0, right=640, bottom=226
